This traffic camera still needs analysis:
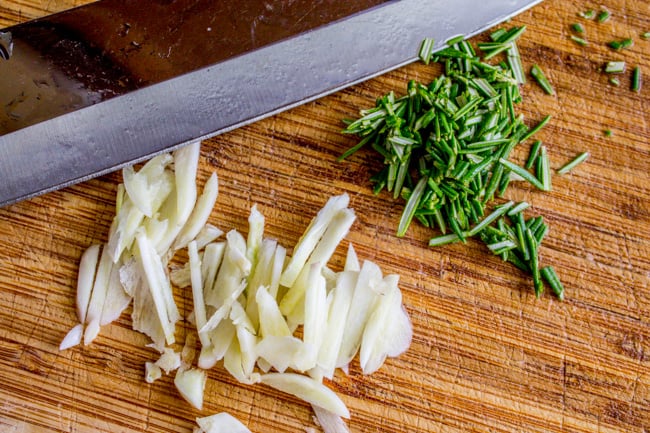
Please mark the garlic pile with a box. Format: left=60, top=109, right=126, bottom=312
left=60, top=141, right=412, bottom=432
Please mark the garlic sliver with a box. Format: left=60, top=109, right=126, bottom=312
left=76, top=244, right=100, bottom=323
left=260, top=373, right=350, bottom=419
left=174, top=367, right=207, bottom=410
left=196, top=412, right=252, bottom=433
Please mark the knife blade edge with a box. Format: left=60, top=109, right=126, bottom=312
left=0, top=0, right=542, bottom=207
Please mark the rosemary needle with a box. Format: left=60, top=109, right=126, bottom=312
left=428, top=233, right=461, bottom=247
left=526, top=228, right=543, bottom=297
left=571, top=23, right=585, bottom=33
left=530, top=64, right=555, bottom=95
left=541, top=266, right=565, bottom=300
left=525, top=140, right=542, bottom=169
left=419, top=38, right=435, bottom=65
left=446, top=34, right=466, bottom=46
left=397, top=177, right=428, bottom=237
left=632, top=66, right=642, bottom=92
left=608, top=38, right=633, bottom=50
left=506, top=201, right=530, bottom=216
left=498, top=158, right=546, bottom=191
left=539, top=146, right=552, bottom=191
left=557, top=152, right=589, bottom=175
left=605, top=61, right=626, bottom=74
left=597, top=9, right=611, bottom=23
left=467, top=201, right=514, bottom=237
left=519, top=115, right=551, bottom=144
left=571, top=35, right=589, bottom=46
left=579, top=9, right=595, bottom=19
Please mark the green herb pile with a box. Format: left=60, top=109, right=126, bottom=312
left=340, top=27, right=571, bottom=300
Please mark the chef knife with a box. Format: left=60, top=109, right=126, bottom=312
left=0, top=0, right=542, bottom=207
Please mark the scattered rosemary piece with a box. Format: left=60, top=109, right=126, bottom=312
left=604, top=61, right=626, bottom=74
left=467, top=202, right=514, bottom=237
left=541, top=266, right=565, bottom=300
left=446, top=34, right=466, bottom=46
left=571, top=23, right=585, bottom=33
left=632, top=66, right=642, bottom=92
left=477, top=26, right=527, bottom=83
left=597, top=10, right=611, bottom=23
left=428, top=233, right=461, bottom=247
left=530, top=64, right=555, bottom=95
left=579, top=9, right=595, bottom=19
left=499, top=158, right=546, bottom=191
left=570, top=35, right=589, bottom=46
left=519, top=115, right=551, bottom=144
left=609, top=77, right=620, bottom=86
left=643, top=32, right=650, bottom=40
left=397, top=177, right=428, bottom=237
left=557, top=152, right=589, bottom=175
left=525, top=140, right=542, bottom=169
left=603, top=129, right=613, bottom=137
left=526, top=227, right=543, bottom=297
left=539, top=146, right=552, bottom=191
left=340, top=28, right=562, bottom=298
left=507, top=201, right=530, bottom=216
left=608, top=38, right=633, bottom=50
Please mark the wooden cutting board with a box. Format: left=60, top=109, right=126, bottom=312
left=1, top=1, right=649, bottom=432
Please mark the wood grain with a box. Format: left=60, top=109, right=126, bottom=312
left=1, top=1, right=650, bottom=432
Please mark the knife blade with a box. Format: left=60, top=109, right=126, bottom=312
left=0, top=0, right=541, bottom=207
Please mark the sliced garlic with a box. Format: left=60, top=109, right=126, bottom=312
left=174, top=367, right=207, bottom=410
left=312, top=404, right=350, bottom=433
left=173, top=171, right=219, bottom=251
left=260, top=373, right=350, bottom=419
left=195, top=412, right=252, bottom=433
left=279, top=193, right=349, bottom=289
left=76, top=244, right=100, bottom=324
left=59, top=323, right=84, bottom=351
left=156, top=347, right=182, bottom=374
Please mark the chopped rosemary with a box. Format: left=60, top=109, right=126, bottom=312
left=603, top=129, right=613, bottom=137
left=525, top=227, right=543, bottom=297
left=340, top=28, right=563, bottom=298
left=597, top=9, right=611, bottom=23
left=397, top=177, right=428, bottom=237
left=506, top=201, right=530, bottom=216
left=571, top=23, right=585, bottom=33
left=608, top=38, right=633, bottom=50
left=428, top=233, right=461, bottom=247
left=632, top=66, right=642, bottom=92
left=621, top=38, right=633, bottom=48
left=419, top=38, right=436, bottom=65
left=539, top=146, right=552, bottom=191
left=467, top=201, right=514, bottom=237
left=643, top=32, right=650, bottom=40
left=557, top=152, right=589, bottom=175
left=498, top=158, right=546, bottom=191
left=604, top=61, right=626, bottom=74
left=609, top=77, right=621, bottom=86
left=570, top=35, right=589, bottom=46
left=519, top=115, right=551, bottom=144
left=507, top=42, right=526, bottom=84
left=579, top=9, right=595, bottom=19
left=525, top=140, right=542, bottom=169
left=446, top=34, right=466, bottom=46
left=530, top=64, right=555, bottom=95
left=540, top=266, right=565, bottom=300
